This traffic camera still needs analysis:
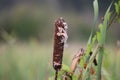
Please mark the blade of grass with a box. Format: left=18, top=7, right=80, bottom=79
left=93, top=0, right=99, bottom=26
left=96, top=3, right=112, bottom=80
left=85, top=0, right=99, bottom=61
left=84, top=0, right=99, bottom=79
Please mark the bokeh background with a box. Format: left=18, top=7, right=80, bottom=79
left=0, top=0, right=120, bottom=80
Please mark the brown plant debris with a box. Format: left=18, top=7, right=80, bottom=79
left=70, top=48, right=84, bottom=75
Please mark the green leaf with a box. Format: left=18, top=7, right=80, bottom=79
left=87, top=33, right=93, bottom=45
left=96, top=31, right=101, bottom=43
left=91, top=34, right=97, bottom=45
left=85, top=35, right=97, bottom=63
left=57, top=64, right=71, bottom=79
left=58, top=70, right=65, bottom=79
left=93, top=0, right=99, bottom=24
left=72, top=75, right=78, bottom=80
left=97, top=23, right=103, bottom=42
left=107, top=12, right=111, bottom=21
left=96, top=3, right=112, bottom=80
left=86, top=44, right=92, bottom=54
left=62, top=64, right=70, bottom=72
left=118, top=1, right=120, bottom=6
left=98, top=23, right=103, bottom=31
left=118, top=18, right=120, bottom=23
left=86, top=33, right=97, bottom=55
left=115, top=3, right=119, bottom=14
left=80, top=56, right=85, bottom=67
left=100, top=3, right=112, bottom=44
left=86, top=0, right=99, bottom=55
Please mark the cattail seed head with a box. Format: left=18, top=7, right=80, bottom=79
left=53, top=17, right=68, bottom=71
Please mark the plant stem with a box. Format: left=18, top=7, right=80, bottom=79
left=96, top=47, right=104, bottom=80
left=55, top=70, right=58, bottom=80
left=83, top=44, right=100, bottom=80
left=96, top=10, right=118, bottom=80
left=107, top=12, right=117, bottom=30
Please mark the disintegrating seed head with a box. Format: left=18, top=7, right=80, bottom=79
left=53, top=17, right=68, bottom=71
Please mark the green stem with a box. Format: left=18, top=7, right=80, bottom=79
left=107, top=12, right=117, bottom=30
left=96, top=11, right=118, bottom=80
left=96, top=47, right=104, bottom=80
left=83, top=44, right=100, bottom=80
left=86, top=69, right=91, bottom=80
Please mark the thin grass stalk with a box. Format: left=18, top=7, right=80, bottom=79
left=96, top=47, right=104, bottom=80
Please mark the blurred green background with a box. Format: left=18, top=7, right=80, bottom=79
left=0, top=0, right=120, bottom=80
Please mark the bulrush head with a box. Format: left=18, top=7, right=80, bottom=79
left=53, top=17, right=68, bottom=71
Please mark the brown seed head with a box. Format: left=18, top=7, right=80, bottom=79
left=53, top=17, right=68, bottom=71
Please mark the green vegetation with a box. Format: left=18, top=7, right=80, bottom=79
left=51, top=0, right=120, bottom=80
left=0, top=0, right=120, bottom=80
